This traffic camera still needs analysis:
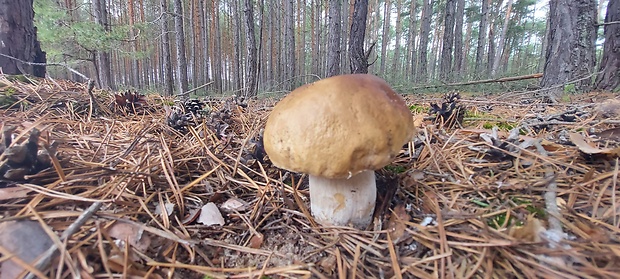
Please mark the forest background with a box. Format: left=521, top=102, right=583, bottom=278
left=13, top=0, right=620, bottom=99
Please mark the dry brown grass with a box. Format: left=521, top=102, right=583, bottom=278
left=1, top=75, right=619, bottom=279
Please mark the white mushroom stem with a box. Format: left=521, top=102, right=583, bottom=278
left=309, top=170, right=377, bottom=228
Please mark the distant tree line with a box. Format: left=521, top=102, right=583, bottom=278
left=0, top=0, right=618, bottom=99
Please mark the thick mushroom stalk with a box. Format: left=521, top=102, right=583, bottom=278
left=309, top=170, right=376, bottom=228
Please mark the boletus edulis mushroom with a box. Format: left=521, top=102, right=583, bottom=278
left=263, top=74, right=414, bottom=228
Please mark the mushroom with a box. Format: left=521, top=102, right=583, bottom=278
left=263, top=74, right=414, bottom=228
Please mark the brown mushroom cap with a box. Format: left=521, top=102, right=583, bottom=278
left=264, top=74, right=414, bottom=179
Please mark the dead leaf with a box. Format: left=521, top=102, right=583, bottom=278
left=248, top=233, right=264, bottom=249
left=538, top=139, right=564, bottom=152
left=154, top=202, right=175, bottom=216
left=387, top=204, right=410, bottom=244
left=412, top=114, right=425, bottom=128
left=408, top=170, right=425, bottom=181
left=595, top=127, right=620, bottom=142
left=197, top=202, right=225, bottom=226
left=107, top=222, right=152, bottom=252
left=221, top=197, right=249, bottom=212
left=0, top=220, right=53, bottom=279
left=569, top=132, right=620, bottom=156
left=508, top=215, right=546, bottom=242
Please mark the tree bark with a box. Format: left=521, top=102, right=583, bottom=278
left=391, top=0, right=403, bottom=77
left=475, top=0, right=490, bottom=76
left=462, top=20, right=472, bottom=73
left=201, top=0, right=210, bottom=86
left=160, top=0, right=173, bottom=96
left=405, top=0, right=417, bottom=81
left=378, top=0, right=391, bottom=76
left=173, top=0, right=188, bottom=94
left=284, top=0, right=295, bottom=86
left=231, top=0, right=242, bottom=91
left=92, top=0, right=113, bottom=89
left=211, top=0, right=223, bottom=93
left=127, top=0, right=140, bottom=86
left=417, top=0, right=432, bottom=82
left=189, top=0, right=198, bottom=88
left=298, top=0, right=307, bottom=82
left=595, top=0, right=620, bottom=91
left=327, top=0, right=342, bottom=77
left=541, top=0, right=597, bottom=99
left=244, top=0, right=259, bottom=97
left=349, top=0, right=369, bottom=74
left=453, top=0, right=465, bottom=79
left=340, top=0, right=350, bottom=72
left=486, top=13, right=496, bottom=77
left=539, top=12, right=550, bottom=73
left=491, top=0, right=513, bottom=77
left=0, top=0, right=46, bottom=77
left=440, top=0, right=456, bottom=81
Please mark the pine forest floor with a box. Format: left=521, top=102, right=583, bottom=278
left=0, top=75, right=619, bottom=279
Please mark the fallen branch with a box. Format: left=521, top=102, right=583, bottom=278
left=412, top=73, right=543, bottom=90
left=0, top=53, right=89, bottom=81
left=176, top=81, right=215, bottom=97
left=25, top=202, right=103, bottom=279
left=598, top=20, right=620, bottom=26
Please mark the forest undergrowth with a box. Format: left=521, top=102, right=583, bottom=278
left=0, top=74, right=619, bottom=278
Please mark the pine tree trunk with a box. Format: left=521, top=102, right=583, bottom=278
left=541, top=0, right=597, bottom=99
left=265, top=1, right=273, bottom=84
left=539, top=14, right=550, bottom=73
left=417, top=0, right=432, bottom=83
left=378, top=0, right=391, bottom=76
left=349, top=0, right=369, bottom=74
left=475, top=0, right=490, bottom=76
left=327, top=0, right=342, bottom=77
left=440, top=0, right=456, bottom=81
left=0, top=0, right=46, bottom=77
left=244, top=0, right=259, bottom=97
left=429, top=22, right=441, bottom=79
left=92, top=0, right=113, bottom=89
left=463, top=20, right=472, bottom=73
left=298, top=0, right=306, bottom=82
left=127, top=0, right=140, bottom=87
left=190, top=0, right=199, bottom=87
left=311, top=0, right=320, bottom=75
left=391, top=0, right=403, bottom=77
left=274, top=1, right=282, bottom=85
left=341, top=0, right=350, bottom=73
left=210, top=0, right=222, bottom=92
left=491, top=0, right=513, bottom=77
left=173, top=0, right=188, bottom=94
left=159, top=0, right=173, bottom=96
left=231, top=0, right=241, bottom=90
left=284, top=0, right=295, bottom=86
left=453, top=0, right=464, bottom=79
left=405, top=0, right=417, bottom=81
left=595, top=0, right=620, bottom=91
left=486, top=19, right=495, bottom=76
left=202, top=0, right=211, bottom=86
